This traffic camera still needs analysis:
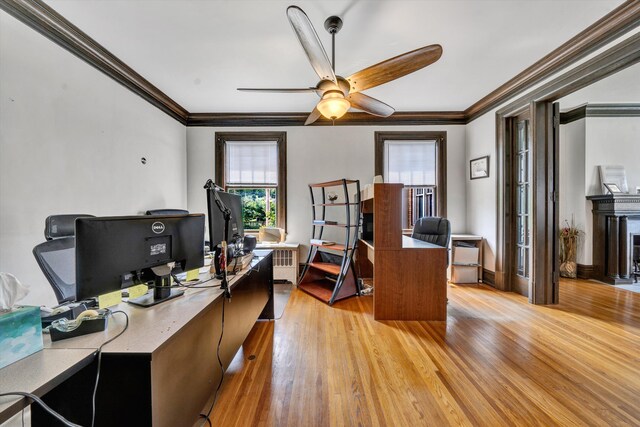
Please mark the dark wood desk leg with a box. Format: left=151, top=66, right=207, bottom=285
left=258, top=253, right=275, bottom=320
left=607, top=216, right=620, bottom=280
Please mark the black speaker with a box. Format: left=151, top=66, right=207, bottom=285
left=243, top=235, right=257, bottom=253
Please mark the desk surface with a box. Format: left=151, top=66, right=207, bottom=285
left=451, top=234, right=483, bottom=241
left=0, top=348, right=94, bottom=423
left=45, top=252, right=268, bottom=354
left=360, top=235, right=444, bottom=250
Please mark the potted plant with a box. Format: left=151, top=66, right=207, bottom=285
left=559, top=218, right=580, bottom=279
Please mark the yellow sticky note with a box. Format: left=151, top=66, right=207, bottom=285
left=98, top=290, right=122, bottom=309
left=127, top=284, right=148, bottom=299
left=186, top=269, right=200, bottom=281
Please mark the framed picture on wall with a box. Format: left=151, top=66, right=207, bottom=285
left=470, top=156, right=490, bottom=180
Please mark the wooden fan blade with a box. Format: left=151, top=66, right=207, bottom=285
left=287, top=6, right=337, bottom=83
left=304, top=107, right=322, bottom=125
left=346, top=44, right=442, bottom=93
left=238, top=87, right=319, bottom=93
left=347, top=93, right=394, bottom=117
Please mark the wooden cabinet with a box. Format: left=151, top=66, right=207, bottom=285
left=357, top=183, right=448, bottom=321
left=298, top=179, right=361, bottom=305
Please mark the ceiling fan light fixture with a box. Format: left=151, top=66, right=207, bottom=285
left=317, top=90, right=350, bottom=120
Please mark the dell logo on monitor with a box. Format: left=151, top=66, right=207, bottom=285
left=151, top=222, right=165, bottom=234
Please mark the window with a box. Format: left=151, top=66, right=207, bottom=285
left=375, top=131, right=446, bottom=228
left=215, top=132, right=286, bottom=231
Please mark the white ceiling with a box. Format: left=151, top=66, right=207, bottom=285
left=45, top=0, right=624, bottom=113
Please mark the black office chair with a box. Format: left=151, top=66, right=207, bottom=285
left=411, top=217, right=451, bottom=248
left=145, top=209, right=189, bottom=215
left=32, top=214, right=94, bottom=304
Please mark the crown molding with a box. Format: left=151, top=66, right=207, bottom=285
left=498, top=32, right=640, bottom=117
left=560, top=103, right=640, bottom=124
left=187, top=111, right=466, bottom=127
left=0, top=0, right=189, bottom=124
left=3, top=0, right=640, bottom=128
left=465, top=0, right=640, bottom=123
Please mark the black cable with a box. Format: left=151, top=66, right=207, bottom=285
left=91, top=310, right=129, bottom=427
left=0, top=392, right=82, bottom=427
left=199, top=414, right=213, bottom=427
left=199, top=296, right=226, bottom=426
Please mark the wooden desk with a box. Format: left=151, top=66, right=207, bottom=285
left=359, top=236, right=447, bottom=321
left=32, top=251, right=273, bottom=427
left=358, top=184, right=447, bottom=321
left=0, top=348, right=94, bottom=424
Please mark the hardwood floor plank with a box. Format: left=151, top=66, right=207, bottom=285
left=204, top=279, right=640, bottom=426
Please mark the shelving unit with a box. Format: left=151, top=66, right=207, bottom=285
left=298, top=179, right=361, bottom=305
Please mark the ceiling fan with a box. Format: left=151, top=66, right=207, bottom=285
left=238, top=6, right=443, bottom=125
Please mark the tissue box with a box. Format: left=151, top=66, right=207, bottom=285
left=0, top=306, right=43, bottom=369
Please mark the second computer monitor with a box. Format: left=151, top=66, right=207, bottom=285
left=207, top=190, right=243, bottom=248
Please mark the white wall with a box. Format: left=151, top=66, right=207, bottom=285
left=559, top=119, right=588, bottom=264
left=465, top=109, right=498, bottom=270
left=556, top=61, right=640, bottom=266
left=187, top=125, right=467, bottom=259
left=0, top=14, right=187, bottom=307
left=557, top=116, right=640, bottom=266
left=585, top=118, right=640, bottom=196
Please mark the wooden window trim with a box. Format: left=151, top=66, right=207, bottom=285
left=215, top=131, right=287, bottom=231
left=374, top=131, right=447, bottom=218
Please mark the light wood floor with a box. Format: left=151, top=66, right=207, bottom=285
left=209, top=279, right=640, bottom=426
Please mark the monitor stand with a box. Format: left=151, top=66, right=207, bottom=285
left=128, top=267, right=184, bottom=307
left=128, top=287, right=184, bottom=307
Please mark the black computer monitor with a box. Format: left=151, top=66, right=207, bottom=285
left=207, top=190, right=244, bottom=249
left=75, top=214, right=205, bottom=307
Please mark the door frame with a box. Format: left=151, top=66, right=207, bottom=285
left=494, top=33, right=640, bottom=303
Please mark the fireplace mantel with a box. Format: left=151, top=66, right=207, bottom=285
left=587, top=194, right=640, bottom=284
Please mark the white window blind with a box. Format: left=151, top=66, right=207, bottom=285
left=225, top=141, right=278, bottom=185
left=384, top=140, right=436, bottom=186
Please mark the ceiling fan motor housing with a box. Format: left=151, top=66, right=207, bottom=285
left=324, top=16, right=343, bottom=34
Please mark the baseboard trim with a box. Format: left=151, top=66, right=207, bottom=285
left=482, top=268, right=496, bottom=286
left=577, top=264, right=594, bottom=280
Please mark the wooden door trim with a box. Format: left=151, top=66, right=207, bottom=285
left=560, top=103, right=640, bottom=124
left=530, top=102, right=558, bottom=304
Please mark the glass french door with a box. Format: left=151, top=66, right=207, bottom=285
left=512, top=113, right=531, bottom=296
